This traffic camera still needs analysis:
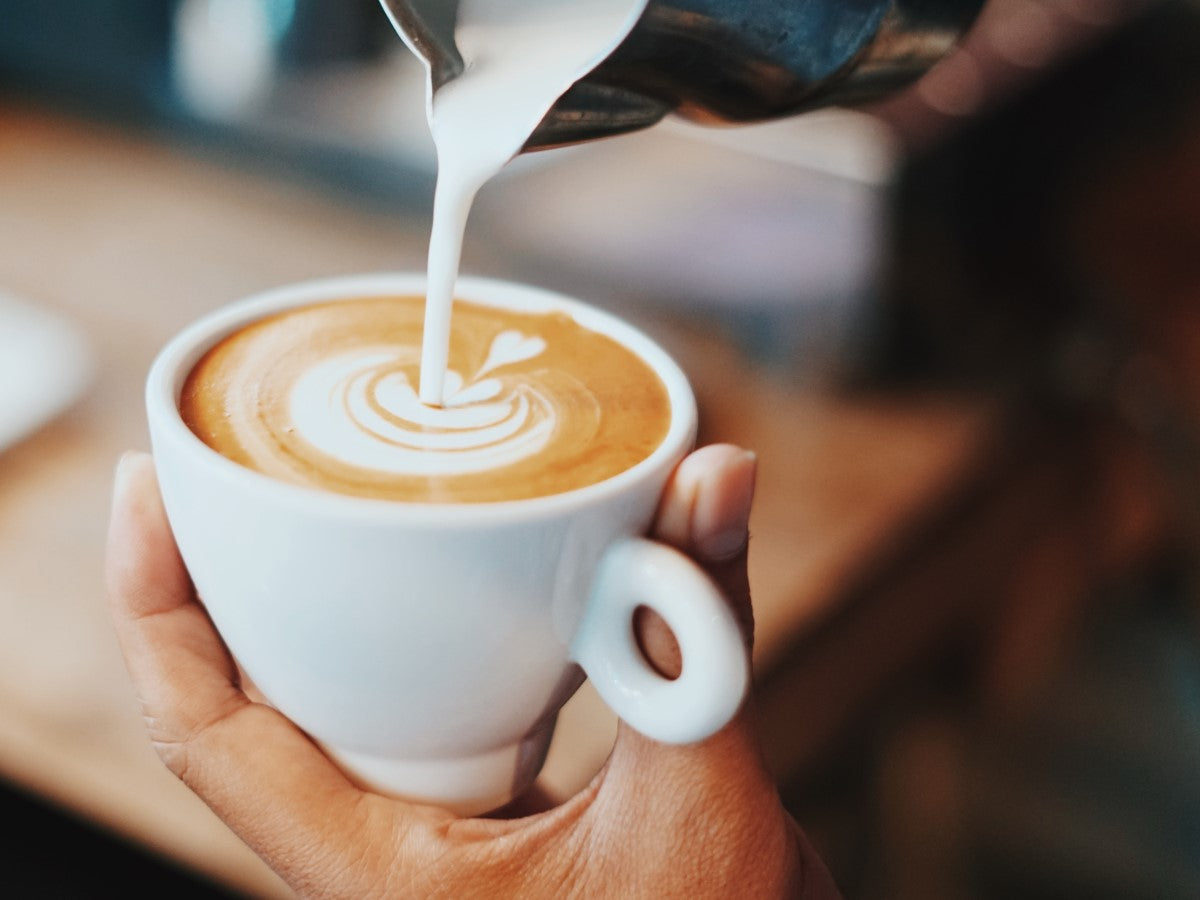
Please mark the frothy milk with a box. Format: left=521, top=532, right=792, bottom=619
left=289, top=328, right=553, bottom=477
left=416, top=0, right=649, bottom=405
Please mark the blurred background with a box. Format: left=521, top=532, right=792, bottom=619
left=1, top=0, right=1199, bottom=896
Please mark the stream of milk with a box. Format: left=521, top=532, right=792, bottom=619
left=415, top=0, right=649, bottom=405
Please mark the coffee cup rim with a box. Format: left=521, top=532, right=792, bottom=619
left=146, top=272, right=698, bottom=523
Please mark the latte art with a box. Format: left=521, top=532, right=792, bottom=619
left=289, top=332, right=589, bottom=477
left=180, top=296, right=671, bottom=502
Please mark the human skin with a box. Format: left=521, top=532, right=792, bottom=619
left=105, top=444, right=841, bottom=899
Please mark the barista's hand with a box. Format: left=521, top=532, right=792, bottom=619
left=106, top=446, right=840, bottom=899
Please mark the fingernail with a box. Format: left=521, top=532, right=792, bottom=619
left=694, top=450, right=757, bottom=561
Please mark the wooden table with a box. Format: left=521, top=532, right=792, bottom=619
left=0, top=103, right=996, bottom=896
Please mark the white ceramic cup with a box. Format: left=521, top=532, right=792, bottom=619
left=146, top=273, right=748, bottom=815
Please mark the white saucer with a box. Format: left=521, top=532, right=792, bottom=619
left=0, top=290, right=92, bottom=451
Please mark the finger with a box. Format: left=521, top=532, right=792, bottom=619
left=635, top=444, right=757, bottom=678
left=105, top=452, right=244, bottom=740
left=105, top=453, right=446, bottom=889
left=595, top=446, right=795, bottom=869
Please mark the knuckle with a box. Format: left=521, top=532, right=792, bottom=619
left=149, top=733, right=194, bottom=785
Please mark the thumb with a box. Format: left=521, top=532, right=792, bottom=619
left=636, top=443, right=757, bottom=676
left=580, top=446, right=841, bottom=897
left=601, top=443, right=777, bottom=812
left=586, top=446, right=807, bottom=891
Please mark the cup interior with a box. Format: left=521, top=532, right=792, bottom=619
left=146, top=273, right=698, bottom=520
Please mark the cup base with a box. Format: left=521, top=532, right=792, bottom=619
left=322, top=721, right=556, bottom=817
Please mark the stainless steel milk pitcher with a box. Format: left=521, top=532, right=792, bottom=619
left=380, top=0, right=985, bottom=150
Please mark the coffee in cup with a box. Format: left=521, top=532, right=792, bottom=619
left=179, top=294, right=671, bottom=503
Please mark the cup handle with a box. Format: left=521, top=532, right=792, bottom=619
left=570, top=537, right=749, bottom=744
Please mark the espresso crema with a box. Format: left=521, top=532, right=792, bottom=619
left=180, top=296, right=671, bottom=503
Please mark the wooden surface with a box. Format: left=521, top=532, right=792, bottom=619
left=0, top=103, right=994, bottom=896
